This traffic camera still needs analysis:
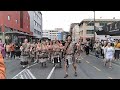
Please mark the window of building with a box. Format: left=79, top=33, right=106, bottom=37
left=8, top=16, right=10, bottom=20
left=27, top=26, right=28, bottom=28
left=87, top=22, right=94, bottom=26
left=15, top=19, right=18, bottom=24
left=27, top=17, right=29, bottom=20
left=86, top=30, right=94, bottom=34
left=99, top=22, right=107, bottom=26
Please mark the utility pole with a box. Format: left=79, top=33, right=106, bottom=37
left=94, top=11, right=95, bottom=43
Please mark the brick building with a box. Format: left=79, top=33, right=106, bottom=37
left=0, top=11, right=33, bottom=44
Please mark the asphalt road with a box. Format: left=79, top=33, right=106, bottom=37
left=5, top=53, right=120, bottom=79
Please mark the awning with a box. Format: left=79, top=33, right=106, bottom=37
left=4, top=31, right=34, bottom=37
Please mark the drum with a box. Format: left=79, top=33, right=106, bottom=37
left=53, top=51, right=61, bottom=63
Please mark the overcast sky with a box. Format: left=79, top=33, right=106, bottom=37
left=41, top=11, right=120, bottom=32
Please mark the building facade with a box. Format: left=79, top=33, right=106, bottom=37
left=28, top=11, right=42, bottom=39
left=42, top=28, right=64, bottom=40
left=42, top=30, right=49, bottom=38
left=0, top=11, right=33, bottom=44
left=69, top=23, right=80, bottom=42
left=79, top=19, right=120, bottom=42
left=62, top=31, right=69, bottom=41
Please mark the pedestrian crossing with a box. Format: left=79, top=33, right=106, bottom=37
left=12, top=69, right=36, bottom=79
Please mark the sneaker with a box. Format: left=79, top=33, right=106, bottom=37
left=64, top=74, right=68, bottom=78
left=74, top=72, right=77, bottom=77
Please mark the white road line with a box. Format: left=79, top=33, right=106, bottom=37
left=23, top=71, right=28, bottom=79
left=12, top=69, right=26, bottom=79
left=86, top=61, right=90, bottom=64
left=90, top=54, right=120, bottom=68
left=20, top=74, right=24, bottom=79
left=26, top=63, right=39, bottom=69
left=93, top=66, right=101, bottom=71
left=112, top=63, right=120, bottom=67
left=108, top=77, right=113, bottom=79
left=12, top=63, right=39, bottom=79
left=26, top=69, right=36, bottom=79
left=25, top=70, right=32, bottom=79
left=47, top=65, right=56, bottom=79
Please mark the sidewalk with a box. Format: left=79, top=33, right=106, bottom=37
left=90, top=51, right=120, bottom=66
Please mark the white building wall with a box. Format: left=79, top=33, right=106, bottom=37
left=28, top=11, right=42, bottom=39
left=43, top=29, right=64, bottom=40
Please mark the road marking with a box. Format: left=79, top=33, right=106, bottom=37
left=90, top=54, right=120, bottom=68
left=26, top=69, right=36, bottom=79
left=108, top=77, right=113, bottom=79
left=112, top=63, right=120, bottom=67
left=47, top=65, right=56, bottom=79
left=12, top=69, right=26, bottom=79
left=23, top=72, right=28, bottom=79
left=93, top=66, right=101, bottom=71
left=25, top=70, right=32, bottom=79
left=26, top=63, right=39, bottom=69
left=86, top=61, right=90, bottom=64
left=20, top=74, right=24, bottom=79
left=12, top=62, right=39, bottom=79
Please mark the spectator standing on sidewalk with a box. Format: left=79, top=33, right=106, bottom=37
left=10, top=43, right=15, bottom=59
left=14, top=43, right=21, bottom=59
left=94, top=41, right=101, bottom=58
left=101, top=41, right=107, bottom=59
left=84, top=40, right=90, bottom=55
left=0, top=39, right=6, bottom=59
left=104, top=42, right=115, bottom=68
left=114, top=39, right=120, bottom=61
left=5, top=43, right=11, bottom=60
